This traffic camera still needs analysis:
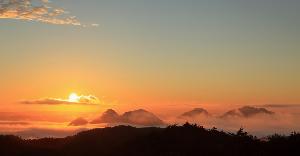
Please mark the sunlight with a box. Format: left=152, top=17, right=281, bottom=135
left=68, top=93, right=80, bottom=102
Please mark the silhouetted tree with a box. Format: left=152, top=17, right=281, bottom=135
left=0, top=124, right=299, bottom=156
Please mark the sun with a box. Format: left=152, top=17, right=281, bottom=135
left=68, top=93, right=80, bottom=102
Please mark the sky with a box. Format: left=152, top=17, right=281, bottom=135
left=0, top=0, right=300, bottom=137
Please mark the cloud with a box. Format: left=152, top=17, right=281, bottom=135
left=20, top=94, right=101, bottom=105
left=69, top=117, right=88, bottom=126
left=162, top=106, right=300, bottom=137
left=76, top=95, right=100, bottom=105
left=262, top=104, right=300, bottom=108
left=12, top=128, right=87, bottom=139
left=0, top=121, right=29, bottom=125
left=0, top=0, right=82, bottom=25
left=91, top=23, right=99, bottom=27
left=91, top=109, right=165, bottom=126
left=20, top=98, right=74, bottom=105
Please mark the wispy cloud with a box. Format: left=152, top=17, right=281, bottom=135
left=0, top=121, right=29, bottom=125
left=262, top=104, right=300, bottom=108
left=0, top=0, right=83, bottom=26
left=20, top=95, right=101, bottom=105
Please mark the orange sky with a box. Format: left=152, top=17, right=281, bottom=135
left=0, top=0, right=300, bottom=137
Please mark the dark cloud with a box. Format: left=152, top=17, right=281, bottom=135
left=220, top=106, right=274, bottom=118
left=20, top=98, right=74, bottom=105
left=91, top=109, right=165, bottom=126
left=69, top=117, right=88, bottom=126
left=179, top=108, right=209, bottom=118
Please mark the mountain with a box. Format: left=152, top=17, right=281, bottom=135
left=221, top=106, right=275, bottom=118
left=220, top=109, right=241, bottom=118
left=179, top=108, right=209, bottom=118
left=90, top=109, right=121, bottom=124
left=121, top=109, right=165, bottom=126
left=69, top=117, right=88, bottom=126
left=91, top=109, right=165, bottom=126
left=0, top=124, right=299, bottom=156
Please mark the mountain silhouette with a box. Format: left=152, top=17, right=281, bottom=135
left=221, top=106, right=275, bottom=118
left=69, top=117, right=88, bottom=126
left=90, top=109, right=121, bottom=124
left=179, top=108, right=209, bottom=118
left=91, top=109, right=165, bottom=126
left=0, top=123, right=299, bottom=156
left=121, top=109, right=165, bottom=126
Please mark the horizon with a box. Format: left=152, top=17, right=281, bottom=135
left=0, top=0, right=300, bottom=139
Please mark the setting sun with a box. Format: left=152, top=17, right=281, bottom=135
left=69, top=93, right=80, bottom=102
left=0, top=1, right=300, bottom=155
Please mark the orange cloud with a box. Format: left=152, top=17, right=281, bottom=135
left=0, top=0, right=81, bottom=25
left=20, top=94, right=101, bottom=105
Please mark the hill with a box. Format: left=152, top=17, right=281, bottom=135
left=0, top=123, right=299, bottom=156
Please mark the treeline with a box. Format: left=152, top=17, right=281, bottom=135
left=0, top=123, right=299, bottom=156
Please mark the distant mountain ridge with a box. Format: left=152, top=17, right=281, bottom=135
left=90, top=109, right=120, bottom=124
left=69, top=106, right=275, bottom=127
left=179, top=108, right=209, bottom=118
left=90, top=109, right=165, bottom=126
left=220, top=106, right=275, bottom=118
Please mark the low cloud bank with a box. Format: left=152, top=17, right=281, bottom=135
left=262, top=104, right=300, bottom=108
left=13, top=128, right=87, bottom=139
left=169, top=106, right=299, bottom=137
left=1, top=106, right=300, bottom=138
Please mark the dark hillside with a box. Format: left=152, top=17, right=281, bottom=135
left=0, top=123, right=299, bottom=156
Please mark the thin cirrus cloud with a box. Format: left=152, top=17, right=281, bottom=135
left=0, top=0, right=95, bottom=26
left=20, top=95, right=101, bottom=105
left=262, top=104, right=300, bottom=108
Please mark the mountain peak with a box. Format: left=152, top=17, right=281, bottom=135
left=221, top=106, right=275, bottom=118
left=180, top=108, right=209, bottom=118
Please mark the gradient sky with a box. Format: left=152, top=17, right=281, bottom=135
left=0, top=0, right=300, bottom=136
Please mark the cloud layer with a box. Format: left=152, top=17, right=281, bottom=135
left=169, top=106, right=300, bottom=137
left=0, top=0, right=81, bottom=25
left=20, top=95, right=101, bottom=105
left=263, top=104, right=300, bottom=108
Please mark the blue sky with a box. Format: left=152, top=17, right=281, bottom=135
left=0, top=0, right=299, bottom=105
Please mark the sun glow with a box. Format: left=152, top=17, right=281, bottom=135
left=68, top=93, right=80, bottom=102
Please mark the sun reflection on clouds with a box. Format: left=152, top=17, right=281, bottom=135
left=19, top=93, right=101, bottom=105
left=68, top=93, right=80, bottom=102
